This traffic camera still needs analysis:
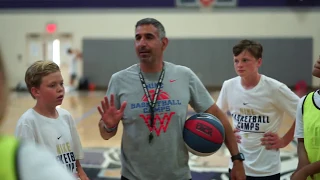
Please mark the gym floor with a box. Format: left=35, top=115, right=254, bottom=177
left=1, top=90, right=298, bottom=180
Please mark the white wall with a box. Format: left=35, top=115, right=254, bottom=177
left=0, top=9, right=319, bottom=89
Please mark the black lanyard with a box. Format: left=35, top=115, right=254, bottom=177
left=139, top=66, right=165, bottom=144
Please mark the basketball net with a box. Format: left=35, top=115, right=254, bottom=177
left=199, top=0, right=215, bottom=12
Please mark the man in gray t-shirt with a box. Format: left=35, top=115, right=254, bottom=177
left=97, top=18, right=246, bottom=180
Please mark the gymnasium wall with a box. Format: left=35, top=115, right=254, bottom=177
left=0, top=9, right=319, bottom=89
left=83, top=38, right=312, bottom=88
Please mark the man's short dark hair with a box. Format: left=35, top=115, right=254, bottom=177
left=135, top=18, right=166, bottom=39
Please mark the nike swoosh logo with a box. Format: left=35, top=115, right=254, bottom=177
left=170, top=80, right=176, bottom=82
left=57, top=135, right=62, bottom=140
left=243, top=103, right=249, bottom=105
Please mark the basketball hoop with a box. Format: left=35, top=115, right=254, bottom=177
left=199, top=0, right=215, bottom=12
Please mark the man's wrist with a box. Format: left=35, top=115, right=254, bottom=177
left=102, top=122, right=118, bottom=133
left=231, top=153, right=245, bottom=162
left=233, top=160, right=244, bottom=165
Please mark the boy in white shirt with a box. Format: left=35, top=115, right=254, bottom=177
left=67, top=48, right=82, bottom=88
left=292, top=57, right=320, bottom=180
left=216, top=39, right=299, bottom=179
left=15, top=60, right=89, bottom=180
left=0, top=50, right=76, bottom=180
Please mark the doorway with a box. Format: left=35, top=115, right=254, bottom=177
left=26, top=33, right=75, bottom=87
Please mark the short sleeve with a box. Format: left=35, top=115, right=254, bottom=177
left=216, top=81, right=229, bottom=113
left=273, top=84, right=300, bottom=119
left=294, top=96, right=306, bottom=139
left=15, top=122, right=36, bottom=144
left=106, top=74, right=120, bottom=109
left=188, top=68, right=215, bottom=113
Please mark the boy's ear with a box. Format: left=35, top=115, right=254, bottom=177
left=312, top=58, right=320, bottom=78
left=30, top=87, right=40, bottom=98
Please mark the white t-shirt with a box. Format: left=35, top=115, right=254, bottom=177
left=294, top=90, right=320, bottom=139
left=18, top=142, right=77, bottom=180
left=15, top=107, right=84, bottom=174
left=216, top=75, right=299, bottom=177
left=69, top=54, right=78, bottom=75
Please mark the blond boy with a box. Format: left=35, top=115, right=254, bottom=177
left=0, top=51, right=76, bottom=179
left=15, top=60, right=88, bottom=180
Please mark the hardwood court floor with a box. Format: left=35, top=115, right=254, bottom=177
left=1, top=90, right=298, bottom=180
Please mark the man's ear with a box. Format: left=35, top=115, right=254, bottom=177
left=161, top=37, right=169, bottom=51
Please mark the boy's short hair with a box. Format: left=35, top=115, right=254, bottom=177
left=25, top=60, right=60, bottom=99
left=233, top=39, right=263, bottom=59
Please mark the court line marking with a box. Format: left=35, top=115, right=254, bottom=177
left=75, top=105, right=99, bottom=124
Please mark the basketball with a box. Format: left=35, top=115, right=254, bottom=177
left=183, top=113, right=225, bottom=156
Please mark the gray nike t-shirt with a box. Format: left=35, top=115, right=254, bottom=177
left=106, top=61, right=215, bottom=180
